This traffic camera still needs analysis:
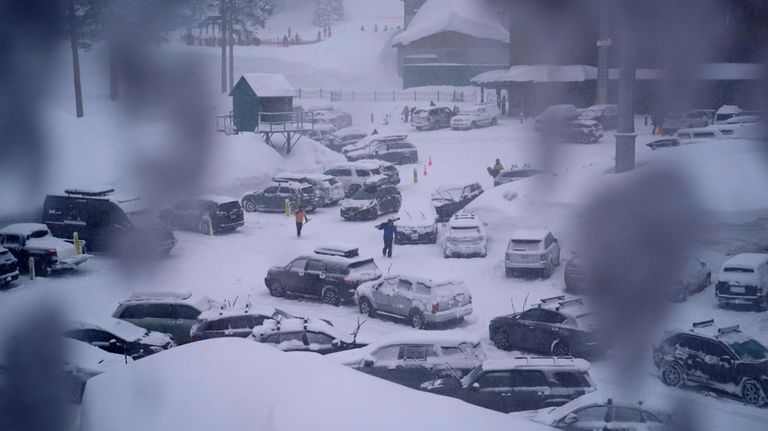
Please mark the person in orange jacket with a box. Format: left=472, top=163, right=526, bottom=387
left=295, top=207, right=309, bottom=237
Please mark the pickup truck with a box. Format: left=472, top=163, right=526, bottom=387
left=0, top=223, right=89, bottom=276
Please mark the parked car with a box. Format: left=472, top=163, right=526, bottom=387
left=493, top=166, right=541, bottom=187
left=505, top=229, right=561, bottom=278
left=646, top=137, right=680, bottom=150
left=272, top=173, right=345, bottom=207
left=309, top=106, right=353, bottom=129
left=713, top=104, right=743, bottom=124
left=324, top=127, right=368, bottom=153
left=324, top=162, right=382, bottom=196
left=303, top=123, right=336, bottom=142
left=354, top=159, right=401, bottom=185
left=340, top=179, right=402, bottom=221
left=112, top=291, right=221, bottom=345
left=412, top=106, right=455, bottom=130
left=160, top=195, right=244, bottom=235
left=344, top=135, right=419, bottom=165
left=653, top=319, right=768, bottom=406
left=526, top=393, right=674, bottom=431
left=431, top=182, right=484, bottom=222
left=241, top=182, right=318, bottom=213
left=190, top=306, right=296, bottom=341
left=557, top=120, right=603, bottom=144
left=443, top=212, right=487, bottom=258
left=420, top=357, right=596, bottom=413
left=450, top=104, right=500, bottom=129
left=0, top=223, right=89, bottom=276
left=726, top=115, right=760, bottom=125
left=489, top=296, right=606, bottom=358
left=534, top=104, right=580, bottom=132
left=43, top=187, right=176, bottom=254
left=578, top=104, right=618, bottom=129
left=0, top=247, right=19, bottom=285
left=675, top=124, right=748, bottom=143
left=661, top=111, right=710, bottom=135
left=60, top=339, right=133, bottom=404
left=264, top=244, right=382, bottom=306
left=327, top=333, right=486, bottom=388
left=672, top=256, right=711, bottom=302
left=249, top=317, right=364, bottom=354
left=63, top=317, right=175, bottom=360
left=715, top=253, right=768, bottom=310
left=356, top=274, right=473, bottom=329
left=564, top=254, right=590, bottom=293
left=394, top=202, right=438, bottom=245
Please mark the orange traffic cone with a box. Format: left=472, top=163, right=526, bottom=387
left=423, top=165, right=428, bottom=176
left=428, top=155, right=432, bottom=166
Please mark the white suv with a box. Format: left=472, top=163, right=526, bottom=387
left=443, top=212, right=487, bottom=258
left=505, top=229, right=561, bottom=278
left=450, top=104, right=500, bottom=130
left=324, top=162, right=381, bottom=196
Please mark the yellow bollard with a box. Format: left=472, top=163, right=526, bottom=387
left=413, top=167, right=418, bottom=184
left=284, top=199, right=291, bottom=217
left=28, top=257, right=35, bottom=280
left=207, top=217, right=213, bottom=237
left=73, top=232, right=81, bottom=255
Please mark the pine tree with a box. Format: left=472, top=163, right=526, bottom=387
left=313, top=0, right=332, bottom=27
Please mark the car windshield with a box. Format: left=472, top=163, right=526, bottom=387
left=729, top=338, right=768, bottom=361
left=272, top=309, right=293, bottom=320
left=347, top=259, right=379, bottom=279
left=462, top=366, right=484, bottom=387
left=509, top=239, right=542, bottom=251
left=723, top=267, right=754, bottom=273
left=29, top=230, right=49, bottom=239
left=351, top=188, right=377, bottom=200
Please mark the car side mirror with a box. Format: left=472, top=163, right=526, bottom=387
left=470, top=382, right=480, bottom=391
left=363, top=357, right=375, bottom=367
left=109, top=339, right=119, bottom=346
left=319, top=271, right=327, bottom=279
left=332, top=339, right=341, bottom=347
left=720, top=355, right=733, bottom=365
left=563, top=414, right=579, bottom=425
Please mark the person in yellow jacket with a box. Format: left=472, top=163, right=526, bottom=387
left=295, top=207, right=309, bottom=237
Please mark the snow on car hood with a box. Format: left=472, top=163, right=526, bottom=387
left=341, top=199, right=374, bottom=210
left=451, top=113, right=477, bottom=121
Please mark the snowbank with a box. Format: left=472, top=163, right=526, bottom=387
left=391, top=0, right=509, bottom=46
left=80, top=338, right=550, bottom=431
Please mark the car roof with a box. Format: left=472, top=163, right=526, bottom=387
left=481, top=357, right=590, bottom=372
left=0, top=223, right=49, bottom=236
left=120, top=291, right=219, bottom=310
left=294, top=253, right=373, bottom=267
left=534, top=296, right=595, bottom=321
left=447, top=212, right=482, bottom=227
left=67, top=317, right=149, bottom=342
left=511, top=229, right=550, bottom=241
left=380, top=274, right=464, bottom=288
left=253, top=317, right=350, bottom=341
left=274, top=172, right=334, bottom=182
left=197, top=305, right=281, bottom=321
left=354, top=159, right=395, bottom=169
left=268, top=181, right=311, bottom=190
left=722, top=253, right=768, bottom=269
left=197, top=195, right=239, bottom=205
left=683, top=319, right=745, bottom=342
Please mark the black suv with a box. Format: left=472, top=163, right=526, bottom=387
left=43, top=187, right=176, bottom=254
left=340, top=181, right=402, bottom=221
left=489, top=296, right=606, bottom=359
left=161, top=195, right=244, bottom=235
left=344, top=135, right=419, bottom=165
left=420, top=357, right=595, bottom=413
left=654, top=320, right=768, bottom=407
left=431, top=183, right=484, bottom=222
left=264, top=245, right=382, bottom=306
left=241, top=182, right=317, bottom=213
left=0, top=247, right=18, bottom=286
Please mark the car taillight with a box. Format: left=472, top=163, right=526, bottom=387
left=48, top=250, right=58, bottom=259
left=343, top=279, right=358, bottom=287
left=216, top=210, right=227, bottom=217
left=432, top=303, right=439, bottom=314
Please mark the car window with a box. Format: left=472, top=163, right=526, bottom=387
left=538, top=310, right=567, bottom=325
left=574, top=406, right=608, bottom=422
left=371, top=346, right=400, bottom=363
left=728, top=338, right=768, bottom=361
left=677, top=335, right=706, bottom=353
left=206, top=318, right=233, bottom=331
left=508, top=370, right=549, bottom=387
left=553, top=372, right=591, bottom=388
left=263, top=186, right=279, bottom=194
left=476, top=372, right=511, bottom=389
left=0, top=234, right=22, bottom=246
left=642, top=411, right=663, bottom=423
left=399, top=345, right=436, bottom=361
left=278, top=332, right=306, bottom=346
left=118, top=304, right=147, bottom=319
left=397, top=279, right=413, bottom=291
left=263, top=334, right=281, bottom=343
left=700, top=340, right=730, bottom=358
left=692, top=132, right=716, bottom=138
left=518, top=308, right=546, bottom=322
left=414, top=282, right=430, bottom=295
left=355, top=170, right=370, bottom=177
left=305, top=332, right=334, bottom=346
left=226, top=316, right=255, bottom=330
left=143, top=304, right=174, bottom=319
left=289, top=258, right=308, bottom=271
left=172, top=305, right=201, bottom=320
left=84, top=329, right=115, bottom=343
left=306, top=260, right=326, bottom=273
left=612, top=407, right=644, bottom=423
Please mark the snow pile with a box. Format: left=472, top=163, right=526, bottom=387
left=80, top=338, right=549, bottom=431
left=391, top=0, right=509, bottom=46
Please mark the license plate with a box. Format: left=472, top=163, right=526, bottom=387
left=731, top=286, right=745, bottom=294
left=411, top=234, right=419, bottom=240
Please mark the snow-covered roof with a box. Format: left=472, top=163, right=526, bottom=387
left=716, top=104, right=743, bottom=115
left=354, top=159, right=396, bottom=169
left=121, top=291, right=220, bottom=311
left=0, top=223, right=49, bottom=236
left=511, top=229, right=549, bottom=241
left=198, top=305, right=284, bottom=322
left=482, top=357, right=590, bottom=372
left=67, top=317, right=149, bottom=343
left=252, top=317, right=351, bottom=342
left=722, top=253, right=768, bottom=269
left=237, top=73, right=296, bottom=97
left=62, top=339, right=132, bottom=377
left=473, top=65, right=597, bottom=84
left=534, top=391, right=668, bottom=426
left=392, top=0, right=509, bottom=46
left=274, top=172, right=335, bottom=182
left=198, top=194, right=239, bottom=205
left=327, top=331, right=483, bottom=365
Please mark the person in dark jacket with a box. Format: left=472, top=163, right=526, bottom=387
left=375, top=218, right=397, bottom=258
left=295, top=207, right=309, bottom=237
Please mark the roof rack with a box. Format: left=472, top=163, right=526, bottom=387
left=558, top=298, right=584, bottom=307
left=128, top=291, right=192, bottom=301
left=692, top=319, right=715, bottom=329
left=64, top=187, right=115, bottom=197
left=717, top=324, right=740, bottom=335
left=540, top=295, right=566, bottom=304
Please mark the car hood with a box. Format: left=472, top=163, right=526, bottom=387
left=341, top=199, right=374, bottom=210
left=141, top=331, right=175, bottom=347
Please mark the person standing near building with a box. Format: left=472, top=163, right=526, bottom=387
left=375, top=218, right=397, bottom=258
left=295, top=207, right=309, bottom=237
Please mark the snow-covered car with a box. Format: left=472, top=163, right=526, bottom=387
left=273, top=172, right=345, bottom=206
left=241, top=181, right=318, bottom=213
left=534, top=104, right=580, bottom=132
left=354, top=159, right=401, bottom=185
left=653, top=320, right=768, bottom=407
left=489, top=296, right=606, bottom=358
left=356, top=275, right=473, bottom=329
left=578, top=104, right=618, bottom=129
left=559, top=119, right=603, bottom=144
left=160, top=195, right=244, bottom=235
left=303, top=122, right=336, bottom=142
left=61, top=338, right=133, bottom=403
left=343, top=134, right=419, bottom=165
left=450, top=104, right=499, bottom=130
left=324, top=127, right=368, bottom=153
left=190, top=305, right=296, bottom=341
left=340, top=180, right=401, bottom=221
left=443, top=212, right=487, bottom=258
left=394, top=202, right=438, bottom=245
left=675, top=124, right=749, bottom=143
left=493, top=166, right=541, bottom=187
left=63, top=317, right=175, bottom=360
left=431, top=182, right=484, bottom=222
left=327, top=332, right=486, bottom=388
left=661, top=111, right=710, bottom=135
left=646, top=137, right=680, bottom=150
left=715, top=253, right=768, bottom=310
left=522, top=392, right=674, bottom=430
left=713, top=104, right=743, bottom=124
left=112, top=291, right=221, bottom=345
left=412, top=106, right=455, bottom=130
left=324, top=161, right=382, bottom=196
left=0, top=223, right=90, bottom=276
left=420, top=357, right=596, bottom=413
left=309, top=107, right=353, bottom=129
left=505, top=229, right=561, bottom=278
left=264, top=246, right=382, bottom=306
left=672, top=256, right=711, bottom=302
left=249, top=317, right=364, bottom=354
left=0, top=246, right=19, bottom=285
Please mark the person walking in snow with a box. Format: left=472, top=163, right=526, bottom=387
left=402, top=105, right=410, bottom=122
left=295, top=207, right=309, bottom=237
left=375, top=218, right=397, bottom=258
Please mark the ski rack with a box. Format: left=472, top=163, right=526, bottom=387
left=717, top=325, right=740, bottom=335
left=692, top=319, right=715, bottom=329
left=540, top=295, right=566, bottom=304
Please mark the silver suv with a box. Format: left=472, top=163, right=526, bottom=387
left=505, top=229, right=561, bottom=278
left=356, top=274, right=473, bottom=329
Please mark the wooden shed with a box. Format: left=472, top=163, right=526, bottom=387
left=230, top=73, right=296, bottom=132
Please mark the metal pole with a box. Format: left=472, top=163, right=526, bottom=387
left=228, top=0, right=234, bottom=92
left=596, top=0, right=611, bottom=105
left=614, top=5, right=636, bottom=174
left=68, top=0, right=84, bottom=117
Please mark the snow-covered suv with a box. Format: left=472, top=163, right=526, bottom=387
left=450, top=104, right=499, bottom=130
left=249, top=317, right=363, bottom=354
left=0, top=223, right=90, bottom=276
left=443, top=212, right=487, bottom=258
left=715, top=253, right=768, bottom=310
left=324, top=162, right=382, bottom=196
left=343, top=135, right=419, bottom=165
left=340, top=179, right=401, bottom=221
left=356, top=275, right=473, bottom=329
left=505, top=229, right=561, bottom=278
left=272, top=173, right=345, bottom=206
left=0, top=247, right=19, bottom=285
left=242, top=182, right=318, bottom=213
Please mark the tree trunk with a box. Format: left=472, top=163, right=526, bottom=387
left=68, top=0, right=84, bottom=118
left=109, top=42, right=119, bottom=101
left=221, top=22, right=227, bottom=93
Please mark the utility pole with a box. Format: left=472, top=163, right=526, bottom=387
left=228, top=0, right=234, bottom=92
left=614, top=3, right=636, bottom=174
left=596, top=0, right=611, bottom=105
left=68, top=0, right=84, bottom=118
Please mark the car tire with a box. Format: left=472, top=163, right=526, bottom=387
left=242, top=198, right=257, bottom=213
left=410, top=309, right=427, bottom=329
left=492, top=328, right=512, bottom=351
left=661, top=361, right=684, bottom=387
left=470, top=121, right=477, bottom=129
left=359, top=297, right=376, bottom=317
left=491, top=117, right=498, bottom=126
left=198, top=220, right=212, bottom=235
left=742, top=379, right=766, bottom=407
left=322, top=287, right=341, bottom=306
left=268, top=280, right=285, bottom=297
left=35, top=261, right=52, bottom=277
left=551, top=340, right=571, bottom=356
left=505, top=268, right=513, bottom=278
left=542, top=263, right=553, bottom=279
left=702, top=273, right=711, bottom=290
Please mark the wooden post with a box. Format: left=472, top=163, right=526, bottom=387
left=28, top=257, right=35, bottom=280
left=68, top=0, right=84, bottom=117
